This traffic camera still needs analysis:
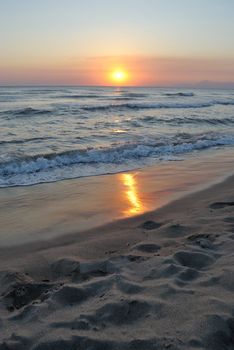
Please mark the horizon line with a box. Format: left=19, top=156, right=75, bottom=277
left=0, top=83, right=234, bottom=90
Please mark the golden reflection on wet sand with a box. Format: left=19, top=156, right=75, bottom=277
left=120, top=173, right=144, bottom=216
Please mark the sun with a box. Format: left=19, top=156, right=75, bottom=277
left=111, top=69, right=128, bottom=85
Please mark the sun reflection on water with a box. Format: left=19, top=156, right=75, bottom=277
left=120, top=173, right=144, bottom=216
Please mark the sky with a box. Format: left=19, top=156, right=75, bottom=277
left=0, top=0, right=234, bottom=86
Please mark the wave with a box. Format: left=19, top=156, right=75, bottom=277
left=57, top=94, right=102, bottom=99
left=1, top=107, right=53, bottom=118
left=110, top=97, right=134, bottom=101
left=23, top=89, right=63, bottom=93
left=56, top=92, right=146, bottom=100
left=3, top=99, right=234, bottom=119
left=1, top=134, right=234, bottom=179
left=14, top=107, right=52, bottom=117
left=137, top=116, right=234, bottom=126
left=164, top=92, right=194, bottom=97
left=119, top=92, right=147, bottom=98
left=82, top=100, right=234, bottom=112
left=0, top=137, right=54, bottom=146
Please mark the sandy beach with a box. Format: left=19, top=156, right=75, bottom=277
left=0, top=153, right=234, bottom=349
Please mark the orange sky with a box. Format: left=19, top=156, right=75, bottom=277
left=1, top=0, right=234, bottom=86
left=1, top=56, right=234, bottom=86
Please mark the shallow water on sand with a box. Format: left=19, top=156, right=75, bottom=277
left=0, top=148, right=233, bottom=246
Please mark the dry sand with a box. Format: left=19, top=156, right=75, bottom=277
left=0, top=172, right=234, bottom=349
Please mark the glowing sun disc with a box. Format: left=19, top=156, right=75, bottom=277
left=111, top=70, right=127, bottom=84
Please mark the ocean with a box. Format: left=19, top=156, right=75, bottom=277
left=0, top=86, right=234, bottom=188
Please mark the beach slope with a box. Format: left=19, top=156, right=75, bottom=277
left=0, top=175, right=234, bottom=349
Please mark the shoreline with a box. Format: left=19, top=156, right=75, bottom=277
left=0, top=157, right=234, bottom=349
left=1, top=170, right=234, bottom=259
left=0, top=147, right=234, bottom=247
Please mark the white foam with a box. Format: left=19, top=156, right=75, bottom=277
left=1, top=135, right=234, bottom=187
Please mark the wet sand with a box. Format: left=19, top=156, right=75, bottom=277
left=0, top=148, right=234, bottom=246
left=0, top=149, right=234, bottom=349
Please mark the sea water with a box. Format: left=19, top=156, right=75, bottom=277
left=0, top=86, right=234, bottom=187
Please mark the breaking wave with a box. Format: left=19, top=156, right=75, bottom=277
left=1, top=133, right=234, bottom=187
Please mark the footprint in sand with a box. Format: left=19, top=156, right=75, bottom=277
left=209, top=202, right=234, bottom=209
left=223, top=217, right=234, bottom=223
left=140, top=220, right=162, bottom=230
left=174, top=250, right=214, bottom=269
left=187, top=233, right=215, bottom=249
left=134, top=242, right=161, bottom=253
